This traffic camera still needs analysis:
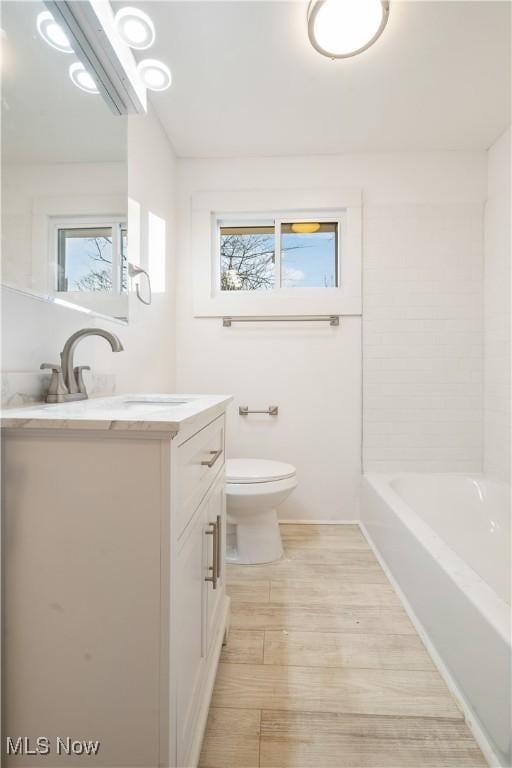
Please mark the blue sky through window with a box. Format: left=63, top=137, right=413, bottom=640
left=281, top=228, right=337, bottom=288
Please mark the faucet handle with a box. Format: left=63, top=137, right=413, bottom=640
left=74, top=365, right=91, bottom=395
left=40, top=363, right=69, bottom=401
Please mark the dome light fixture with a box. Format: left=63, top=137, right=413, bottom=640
left=36, top=10, right=73, bottom=53
left=114, top=7, right=155, bottom=50
left=307, top=0, right=390, bottom=59
left=69, top=62, right=99, bottom=94
left=291, top=222, right=321, bottom=234
left=137, top=59, right=172, bottom=92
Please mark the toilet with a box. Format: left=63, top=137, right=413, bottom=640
left=225, top=458, right=298, bottom=565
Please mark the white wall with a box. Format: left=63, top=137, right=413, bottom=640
left=1, top=109, right=178, bottom=402
left=484, top=128, right=511, bottom=483
left=175, top=151, right=486, bottom=520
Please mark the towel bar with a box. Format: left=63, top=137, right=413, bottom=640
left=223, top=315, right=339, bottom=327
left=239, top=406, right=279, bottom=416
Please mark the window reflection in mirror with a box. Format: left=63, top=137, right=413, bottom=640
left=1, top=0, right=129, bottom=322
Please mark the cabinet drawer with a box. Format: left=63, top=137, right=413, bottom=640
left=176, top=415, right=225, bottom=537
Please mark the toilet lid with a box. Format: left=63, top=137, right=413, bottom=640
left=226, top=458, right=296, bottom=484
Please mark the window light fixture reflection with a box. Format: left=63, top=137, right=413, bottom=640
left=290, top=222, right=321, bottom=234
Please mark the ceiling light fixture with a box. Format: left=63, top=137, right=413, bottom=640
left=291, top=222, right=321, bottom=234
left=69, top=62, right=99, bottom=94
left=114, top=7, right=155, bottom=50
left=36, top=10, right=73, bottom=53
left=307, top=0, right=390, bottom=59
left=137, top=59, right=172, bottom=91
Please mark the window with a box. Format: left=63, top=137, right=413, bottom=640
left=56, top=221, right=127, bottom=294
left=218, top=215, right=339, bottom=292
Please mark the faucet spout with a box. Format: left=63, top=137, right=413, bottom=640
left=60, top=328, right=124, bottom=396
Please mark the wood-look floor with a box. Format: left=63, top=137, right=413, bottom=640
left=199, top=524, right=486, bottom=768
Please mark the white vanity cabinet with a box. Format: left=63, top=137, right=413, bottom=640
left=2, top=395, right=231, bottom=768
left=176, top=470, right=226, bottom=766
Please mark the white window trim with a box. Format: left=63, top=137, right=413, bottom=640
left=50, top=215, right=127, bottom=297
left=191, top=187, right=362, bottom=318
left=30, top=193, right=126, bottom=293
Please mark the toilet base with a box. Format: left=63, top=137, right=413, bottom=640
left=226, top=508, right=283, bottom=565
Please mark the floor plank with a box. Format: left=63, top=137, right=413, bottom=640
left=227, top=558, right=388, bottom=584
left=198, top=707, right=260, bottom=768
left=281, top=524, right=369, bottom=550
left=211, top=663, right=461, bottom=719
left=282, top=545, right=383, bottom=565
left=221, top=630, right=264, bottom=665
left=227, top=580, right=270, bottom=603
left=230, top=601, right=416, bottom=635
left=259, top=711, right=486, bottom=768
left=263, top=630, right=435, bottom=670
left=269, top=580, right=401, bottom=607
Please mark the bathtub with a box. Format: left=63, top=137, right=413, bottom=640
left=361, top=473, right=511, bottom=767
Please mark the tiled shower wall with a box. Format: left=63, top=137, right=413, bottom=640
left=363, top=201, right=485, bottom=472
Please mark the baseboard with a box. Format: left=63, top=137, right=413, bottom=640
left=278, top=519, right=359, bottom=525
left=359, top=522, right=502, bottom=768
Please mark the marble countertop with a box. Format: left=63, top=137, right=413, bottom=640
left=1, top=394, right=233, bottom=434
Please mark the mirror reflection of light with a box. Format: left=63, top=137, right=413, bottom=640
left=54, top=298, right=92, bottom=313
left=36, top=11, right=73, bottom=54
left=69, top=62, right=99, bottom=94
left=470, top=478, right=485, bottom=503
left=114, top=7, right=155, bottom=50
left=148, top=212, right=166, bottom=293
left=137, top=59, right=172, bottom=92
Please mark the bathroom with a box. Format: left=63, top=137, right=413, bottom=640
left=1, top=1, right=510, bottom=766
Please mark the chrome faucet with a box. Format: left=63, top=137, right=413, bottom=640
left=41, top=328, right=124, bottom=403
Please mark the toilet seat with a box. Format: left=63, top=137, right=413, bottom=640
left=226, top=458, right=296, bottom=484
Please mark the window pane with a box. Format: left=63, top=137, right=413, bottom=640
left=220, top=225, right=275, bottom=291
left=57, top=227, right=113, bottom=292
left=281, top=222, right=338, bottom=288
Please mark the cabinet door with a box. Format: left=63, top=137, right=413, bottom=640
left=204, top=471, right=226, bottom=656
left=176, top=501, right=207, bottom=765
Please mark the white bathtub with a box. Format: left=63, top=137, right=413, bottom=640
left=361, top=473, right=511, bottom=767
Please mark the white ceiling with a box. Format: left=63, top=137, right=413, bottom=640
left=140, top=0, right=511, bottom=158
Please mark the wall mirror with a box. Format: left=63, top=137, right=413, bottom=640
left=1, top=0, right=129, bottom=322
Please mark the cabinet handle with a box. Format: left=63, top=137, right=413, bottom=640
left=216, top=514, right=221, bottom=580
left=205, top=521, right=217, bottom=589
left=201, top=448, right=223, bottom=468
